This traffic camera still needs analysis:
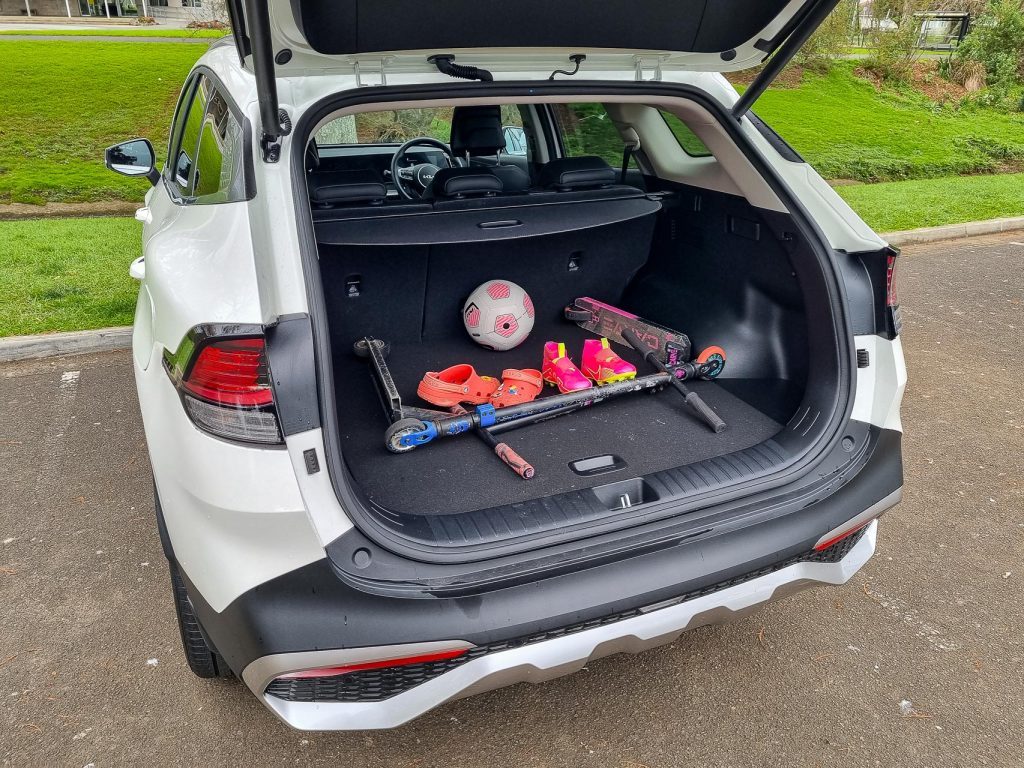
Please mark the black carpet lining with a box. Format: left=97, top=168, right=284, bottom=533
left=334, top=323, right=796, bottom=516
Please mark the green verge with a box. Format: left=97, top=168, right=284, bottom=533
left=835, top=173, right=1024, bottom=232
left=753, top=64, right=1024, bottom=183
left=0, top=41, right=200, bottom=204
left=0, top=28, right=227, bottom=38
left=0, top=217, right=140, bottom=337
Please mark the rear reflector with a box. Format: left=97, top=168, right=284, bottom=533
left=277, top=648, right=470, bottom=680
left=813, top=520, right=873, bottom=552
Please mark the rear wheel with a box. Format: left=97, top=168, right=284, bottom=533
left=170, top=565, right=233, bottom=679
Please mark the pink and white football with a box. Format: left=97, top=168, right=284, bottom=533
left=462, top=279, right=535, bottom=351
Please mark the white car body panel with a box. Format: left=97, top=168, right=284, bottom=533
left=134, top=342, right=323, bottom=612
left=851, top=334, right=908, bottom=433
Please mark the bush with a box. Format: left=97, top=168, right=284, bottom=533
left=795, top=0, right=857, bottom=73
left=863, top=6, right=923, bottom=83
left=186, top=20, right=230, bottom=30
left=948, top=0, right=1024, bottom=101
left=134, top=16, right=157, bottom=25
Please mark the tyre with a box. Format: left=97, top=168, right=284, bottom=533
left=169, top=565, right=233, bottom=679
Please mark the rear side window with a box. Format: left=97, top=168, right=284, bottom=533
left=551, top=104, right=630, bottom=167
left=660, top=112, right=712, bottom=157
left=167, top=75, right=249, bottom=204
left=192, top=88, right=246, bottom=202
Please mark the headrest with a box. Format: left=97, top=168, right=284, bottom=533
left=429, top=167, right=504, bottom=198
left=538, top=156, right=617, bottom=190
left=308, top=169, right=386, bottom=206
left=449, top=106, right=505, bottom=157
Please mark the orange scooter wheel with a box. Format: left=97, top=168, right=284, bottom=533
left=695, top=346, right=726, bottom=379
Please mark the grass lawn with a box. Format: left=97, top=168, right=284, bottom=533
left=0, top=41, right=200, bottom=204
left=0, top=28, right=227, bottom=38
left=0, top=218, right=139, bottom=336
left=754, top=64, right=1024, bottom=182
left=836, top=173, right=1024, bottom=232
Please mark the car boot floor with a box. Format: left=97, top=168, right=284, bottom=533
left=333, top=324, right=798, bottom=516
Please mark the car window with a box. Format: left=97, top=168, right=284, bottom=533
left=660, top=112, right=713, bottom=157
left=169, top=77, right=207, bottom=198
left=166, top=75, right=248, bottom=204
left=317, top=108, right=453, bottom=145
left=191, top=87, right=247, bottom=203
left=316, top=105, right=534, bottom=163
left=551, top=103, right=635, bottom=169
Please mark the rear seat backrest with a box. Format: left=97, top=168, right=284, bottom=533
left=538, top=156, right=618, bottom=191
left=421, top=214, right=657, bottom=340
left=308, top=168, right=387, bottom=207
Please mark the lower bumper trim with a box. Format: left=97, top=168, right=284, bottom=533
left=245, top=520, right=878, bottom=730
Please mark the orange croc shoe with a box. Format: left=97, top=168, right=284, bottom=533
left=417, top=364, right=498, bottom=407
left=490, top=368, right=543, bottom=408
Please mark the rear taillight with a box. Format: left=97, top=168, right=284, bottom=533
left=886, top=251, right=902, bottom=336
left=165, top=331, right=282, bottom=445
left=182, top=338, right=273, bottom=407
left=886, top=252, right=900, bottom=308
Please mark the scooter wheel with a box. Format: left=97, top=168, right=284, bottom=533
left=385, top=418, right=427, bottom=453
left=695, top=346, right=726, bottom=379
left=353, top=338, right=391, bottom=359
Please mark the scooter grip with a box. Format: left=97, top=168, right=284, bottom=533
left=685, top=392, right=727, bottom=433
left=494, top=442, right=535, bottom=479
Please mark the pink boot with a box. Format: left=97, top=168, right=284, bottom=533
left=542, top=342, right=592, bottom=393
left=581, top=338, right=637, bottom=385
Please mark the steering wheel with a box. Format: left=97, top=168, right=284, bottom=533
left=390, top=137, right=457, bottom=199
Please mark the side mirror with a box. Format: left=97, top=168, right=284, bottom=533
left=502, top=126, right=528, bottom=157
left=105, top=138, right=159, bottom=186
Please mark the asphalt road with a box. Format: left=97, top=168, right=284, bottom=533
left=2, top=233, right=1022, bottom=767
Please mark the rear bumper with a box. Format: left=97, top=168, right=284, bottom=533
left=244, top=521, right=878, bottom=730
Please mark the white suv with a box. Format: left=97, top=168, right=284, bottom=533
left=107, top=0, right=906, bottom=731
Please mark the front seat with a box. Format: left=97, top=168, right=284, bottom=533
left=444, top=106, right=531, bottom=193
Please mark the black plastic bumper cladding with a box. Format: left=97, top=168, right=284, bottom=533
left=290, top=81, right=856, bottom=564
left=267, top=526, right=867, bottom=704
left=182, top=427, right=900, bottom=678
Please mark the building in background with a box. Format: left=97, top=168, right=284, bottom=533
left=0, top=0, right=226, bottom=21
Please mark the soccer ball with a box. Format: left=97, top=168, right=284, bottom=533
left=463, top=280, right=535, bottom=351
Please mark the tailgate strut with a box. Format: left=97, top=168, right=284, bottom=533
left=241, top=0, right=290, bottom=161
left=731, top=0, right=840, bottom=120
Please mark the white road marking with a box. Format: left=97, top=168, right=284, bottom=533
left=32, top=370, right=82, bottom=508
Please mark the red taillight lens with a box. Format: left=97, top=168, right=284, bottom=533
left=276, top=648, right=469, bottom=680
left=183, top=338, right=273, bottom=407
left=886, top=253, right=900, bottom=308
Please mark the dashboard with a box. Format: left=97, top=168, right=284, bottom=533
left=315, top=143, right=453, bottom=192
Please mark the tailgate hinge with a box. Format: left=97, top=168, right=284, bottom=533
left=633, top=55, right=667, bottom=82
left=354, top=57, right=395, bottom=88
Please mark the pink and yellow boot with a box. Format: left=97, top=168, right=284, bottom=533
left=542, top=342, right=592, bottom=393
left=581, top=338, right=637, bottom=385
